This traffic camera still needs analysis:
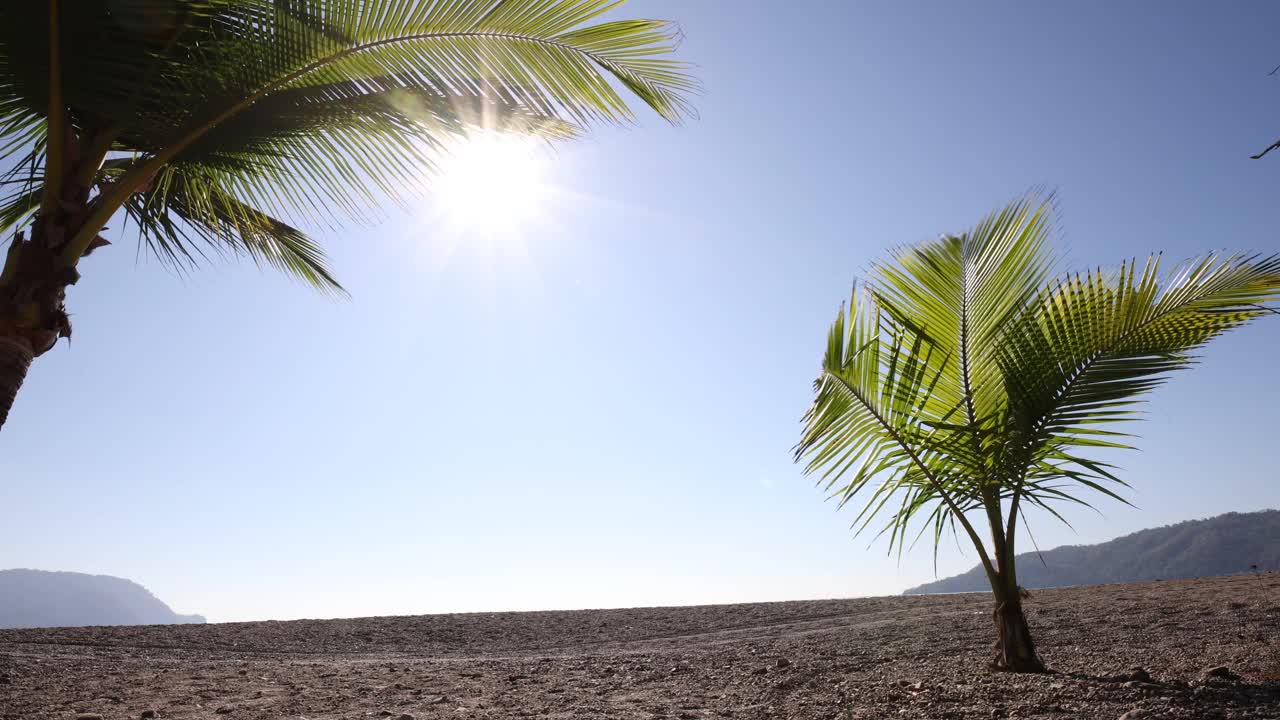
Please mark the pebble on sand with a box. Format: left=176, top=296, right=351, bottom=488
left=1202, top=666, right=1241, bottom=681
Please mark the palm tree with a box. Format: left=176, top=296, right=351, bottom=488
left=0, top=0, right=697, bottom=430
left=794, top=194, right=1280, bottom=672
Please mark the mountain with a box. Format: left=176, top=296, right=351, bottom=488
left=0, top=569, right=206, bottom=628
left=904, top=509, right=1280, bottom=595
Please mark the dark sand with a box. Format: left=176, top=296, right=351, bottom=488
left=2, top=574, right=1277, bottom=719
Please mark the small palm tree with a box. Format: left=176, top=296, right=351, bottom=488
left=795, top=195, right=1280, bottom=672
left=0, top=0, right=696, bottom=429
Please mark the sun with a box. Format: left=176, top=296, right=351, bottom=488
left=428, top=131, right=550, bottom=239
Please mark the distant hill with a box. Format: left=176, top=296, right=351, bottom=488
left=904, top=509, right=1280, bottom=595
left=0, top=569, right=206, bottom=628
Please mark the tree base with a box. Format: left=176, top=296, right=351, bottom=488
left=990, top=651, right=1048, bottom=674
left=990, top=595, right=1048, bottom=673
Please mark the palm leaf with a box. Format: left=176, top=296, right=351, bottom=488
left=120, top=161, right=343, bottom=293
left=865, top=194, right=1059, bottom=492
left=998, top=252, right=1280, bottom=503
left=0, top=183, right=41, bottom=236
left=796, top=283, right=998, bottom=581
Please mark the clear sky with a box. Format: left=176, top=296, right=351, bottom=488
left=2, top=1, right=1278, bottom=623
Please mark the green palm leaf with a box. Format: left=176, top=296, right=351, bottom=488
left=999, top=253, right=1280, bottom=496
left=797, top=282, right=998, bottom=580
left=120, top=161, right=343, bottom=294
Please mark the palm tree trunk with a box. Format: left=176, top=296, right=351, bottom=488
left=990, top=578, right=1046, bottom=672
left=0, top=336, right=33, bottom=431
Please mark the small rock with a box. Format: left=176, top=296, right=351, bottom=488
left=1122, top=681, right=1163, bottom=692
left=1202, top=666, right=1240, bottom=681
left=750, top=667, right=768, bottom=676
left=215, top=707, right=233, bottom=715
left=1118, top=710, right=1154, bottom=720
left=1125, top=668, right=1152, bottom=683
left=75, top=715, right=103, bottom=720
left=379, top=712, right=393, bottom=717
left=141, top=711, right=158, bottom=719
left=774, top=658, right=790, bottom=669
left=396, top=714, right=415, bottom=720
left=428, top=695, right=449, bottom=705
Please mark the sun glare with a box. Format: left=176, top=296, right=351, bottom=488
left=429, top=132, right=550, bottom=240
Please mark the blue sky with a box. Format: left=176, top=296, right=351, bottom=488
left=2, top=1, right=1278, bottom=623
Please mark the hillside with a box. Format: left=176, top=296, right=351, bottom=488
left=0, top=569, right=205, bottom=629
left=905, top=509, right=1279, bottom=595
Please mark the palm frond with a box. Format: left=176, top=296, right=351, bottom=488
left=796, top=283, right=997, bottom=576
left=869, top=193, right=1058, bottom=432
left=168, top=81, right=574, bottom=227
left=0, top=183, right=41, bottom=236
left=120, top=161, right=343, bottom=294
left=1001, top=252, right=1280, bottom=475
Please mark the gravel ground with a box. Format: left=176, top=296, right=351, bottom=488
left=1, top=574, right=1277, bottom=720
